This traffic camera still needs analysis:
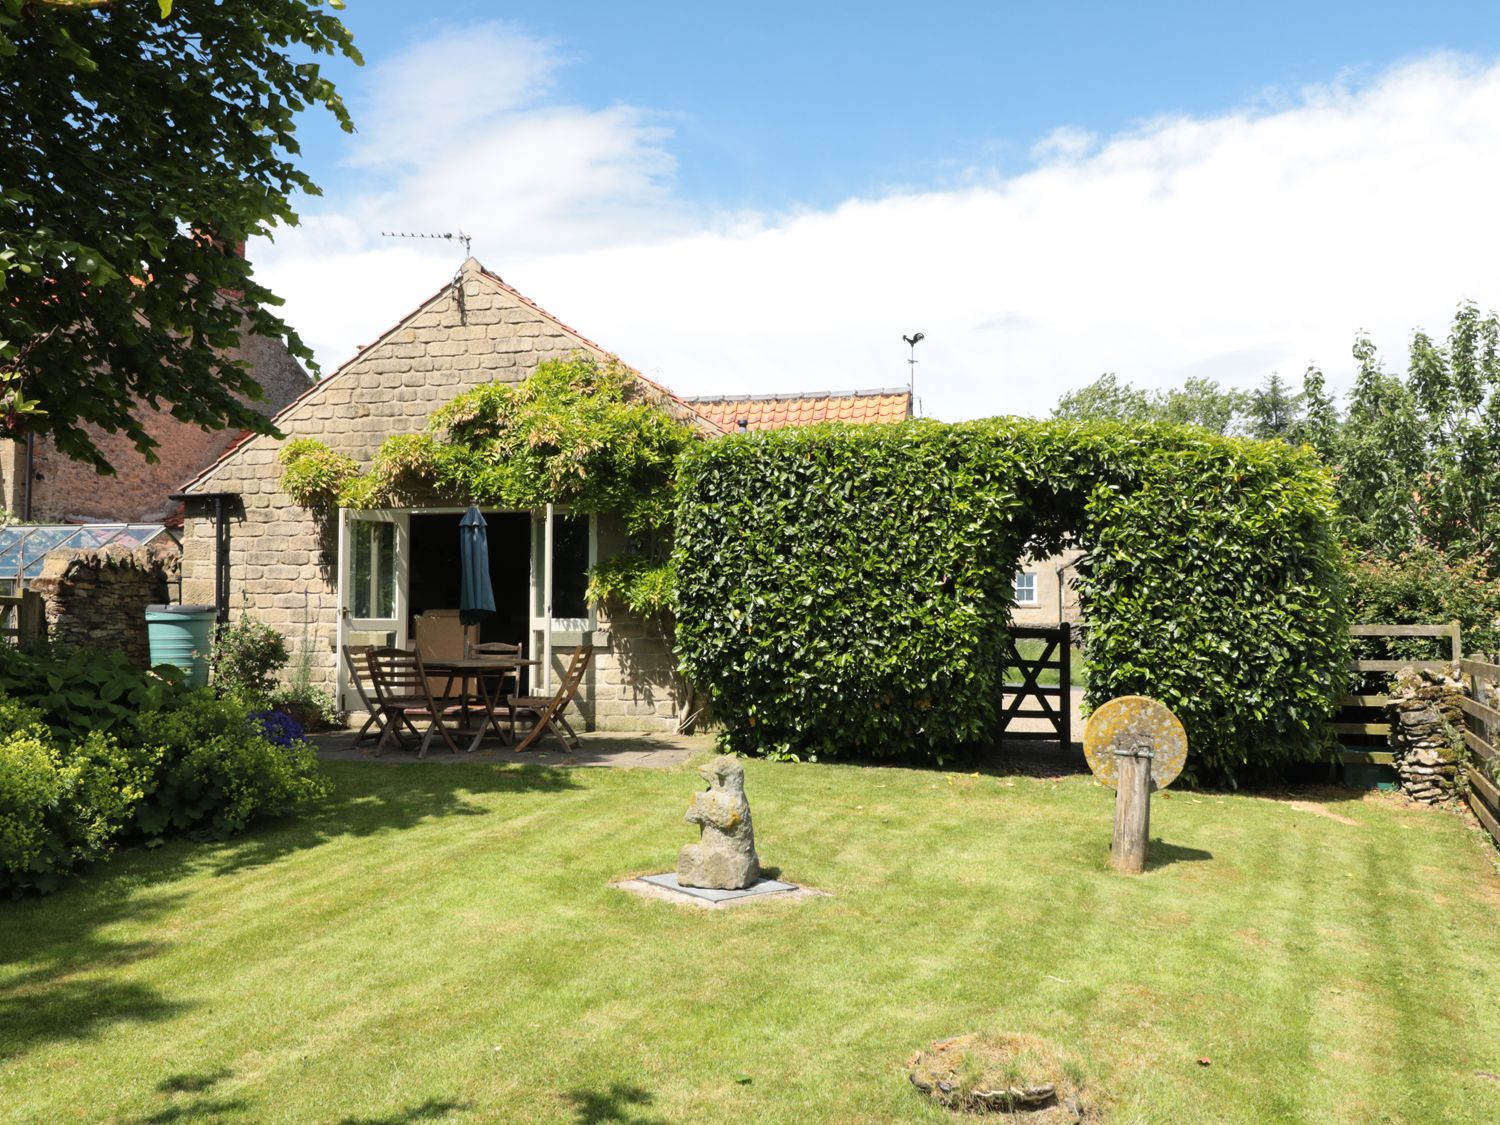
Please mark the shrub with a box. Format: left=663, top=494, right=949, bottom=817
left=212, top=615, right=290, bottom=707
left=0, top=643, right=184, bottom=740
left=673, top=418, right=1349, bottom=783
left=0, top=700, right=144, bottom=894
left=0, top=646, right=329, bottom=892
left=125, top=691, right=328, bottom=840
left=267, top=683, right=343, bottom=731
left=1347, top=541, right=1500, bottom=659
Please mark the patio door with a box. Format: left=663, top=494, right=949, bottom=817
left=337, top=509, right=410, bottom=711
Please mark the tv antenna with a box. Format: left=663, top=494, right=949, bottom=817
left=903, top=332, right=924, bottom=415
left=380, top=229, right=473, bottom=256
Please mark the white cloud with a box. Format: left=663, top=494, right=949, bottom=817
left=255, top=38, right=1500, bottom=421
left=1030, top=125, right=1096, bottom=163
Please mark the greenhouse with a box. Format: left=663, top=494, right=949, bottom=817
left=0, top=523, right=179, bottom=593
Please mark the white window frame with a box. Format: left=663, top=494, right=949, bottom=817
left=530, top=510, right=597, bottom=634
left=1013, top=570, right=1038, bottom=605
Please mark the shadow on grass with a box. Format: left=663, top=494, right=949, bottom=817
left=0, top=765, right=581, bottom=1066
left=0, top=887, right=191, bottom=1063
left=337, top=1098, right=472, bottom=1124
left=193, top=762, right=583, bottom=879
left=1145, top=840, right=1214, bottom=870
left=121, top=1068, right=249, bottom=1124
left=565, top=1083, right=663, bottom=1125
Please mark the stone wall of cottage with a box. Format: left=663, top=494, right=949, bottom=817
left=179, top=261, right=683, bottom=733
left=31, top=544, right=178, bottom=667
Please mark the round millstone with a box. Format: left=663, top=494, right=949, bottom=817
left=1083, top=695, right=1188, bottom=791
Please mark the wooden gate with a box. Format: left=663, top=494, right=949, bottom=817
left=998, top=623, right=1073, bottom=746
left=0, top=591, right=44, bottom=647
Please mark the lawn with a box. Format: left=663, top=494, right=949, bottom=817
left=2, top=757, right=1499, bottom=1123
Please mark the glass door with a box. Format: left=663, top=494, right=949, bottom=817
left=337, top=509, right=410, bottom=711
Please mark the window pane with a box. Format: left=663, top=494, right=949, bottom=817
left=375, top=522, right=396, bottom=619
left=552, top=515, right=589, bottom=621
left=352, top=524, right=373, bottom=618
left=1014, top=572, right=1036, bottom=603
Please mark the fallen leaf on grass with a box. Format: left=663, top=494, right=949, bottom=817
left=1197, top=1058, right=1211, bottom=1067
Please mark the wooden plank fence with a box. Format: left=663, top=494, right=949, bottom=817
left=1461, top=655, right=1500, bottom=850
left=0, top=590, right=44, bottom=647
left=1333, top=623, right=1462, bottom=762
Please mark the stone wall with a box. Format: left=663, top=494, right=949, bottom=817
left=1386, top=666, right=1465, bottom=803
left=180, top=261, right=686, bottom=733
left=31, top=544, right=179, bottom=667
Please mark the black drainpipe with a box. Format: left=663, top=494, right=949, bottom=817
left=22, top=433, right=34, bottom=521
left=168, top=491, right=237, bottom=623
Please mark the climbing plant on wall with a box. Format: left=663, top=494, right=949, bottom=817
left=672, top=418, right=1350, bottom=783
left=278, top=354, right=694, bottom=612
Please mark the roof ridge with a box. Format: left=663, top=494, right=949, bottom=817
left=683, top=387, right=912, bottom=404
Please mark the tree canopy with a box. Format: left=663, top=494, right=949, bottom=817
left=1051, top=303, right=1500, bottom=568
left=0, top=0, right=359, bottom=472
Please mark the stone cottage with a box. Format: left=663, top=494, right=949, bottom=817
left=177, top=258, right=912, bottom=732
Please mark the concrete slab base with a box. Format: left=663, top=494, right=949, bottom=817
left=612, top=873, right=828, bottom=910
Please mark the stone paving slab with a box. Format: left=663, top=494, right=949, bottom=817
left=312, top=728, right=713, bottom=769
left=639, top=872, right=798, bottom=902
left=612, top=874, right=829, bottom=910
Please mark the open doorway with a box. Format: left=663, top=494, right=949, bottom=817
left=408, top=511, right=532, bottom=652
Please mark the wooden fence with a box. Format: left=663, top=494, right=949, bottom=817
left=1460, top=655, right=1500, bottom=849
left=1333, top=623, right=1462, bottom=767
left=0, top=590, right=44, bottom=647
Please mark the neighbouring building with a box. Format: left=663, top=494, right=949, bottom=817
left=1010, top=548, right=1083, bottom=627
left=176, top=258, right=914, bottom=732
left=0, top=328, right=310, bottom=525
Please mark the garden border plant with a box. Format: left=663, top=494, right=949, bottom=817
left=0, top=643, right=327, bottom=895
left=672, top=418, right=1350, bottom=784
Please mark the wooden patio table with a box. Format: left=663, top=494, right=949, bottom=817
left=423, top=656, right=541, bottom=750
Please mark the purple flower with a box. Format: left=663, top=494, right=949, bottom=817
left=249, top=709, right=306, bottom=748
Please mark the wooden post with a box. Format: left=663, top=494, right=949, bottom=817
left=1111, top=742, right=1152, bottom=874
left=18, top=589, right=43, bottom=648
left=1059, top=621, right=1072, bottom=749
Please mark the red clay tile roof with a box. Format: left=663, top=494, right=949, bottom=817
left=682, top=388, right=912, bottom=431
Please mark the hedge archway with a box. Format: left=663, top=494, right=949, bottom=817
left=672, top=418, right=1349, bottom=783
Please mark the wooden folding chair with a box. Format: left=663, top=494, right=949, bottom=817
left=510, top=644, right=593, bottom=753
left=342, top=645, right=389, bottom=746
left=365, top=647, right=473, bottom=757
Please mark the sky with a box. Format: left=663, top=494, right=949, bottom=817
left=256, top=1, right=1500, bottom=420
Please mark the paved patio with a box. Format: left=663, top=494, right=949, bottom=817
left=313, top=687, right=1085, bottom=772
left=312, top=726, right=714, bottom=769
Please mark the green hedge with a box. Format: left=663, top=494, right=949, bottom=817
left=673, top=418, right=1349, bottom=782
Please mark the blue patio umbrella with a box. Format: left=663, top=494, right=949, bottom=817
left=459, top=505, right=496, bottom=626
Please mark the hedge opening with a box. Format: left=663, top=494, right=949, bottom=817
left=672, top=418, right=1349, bottom=783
